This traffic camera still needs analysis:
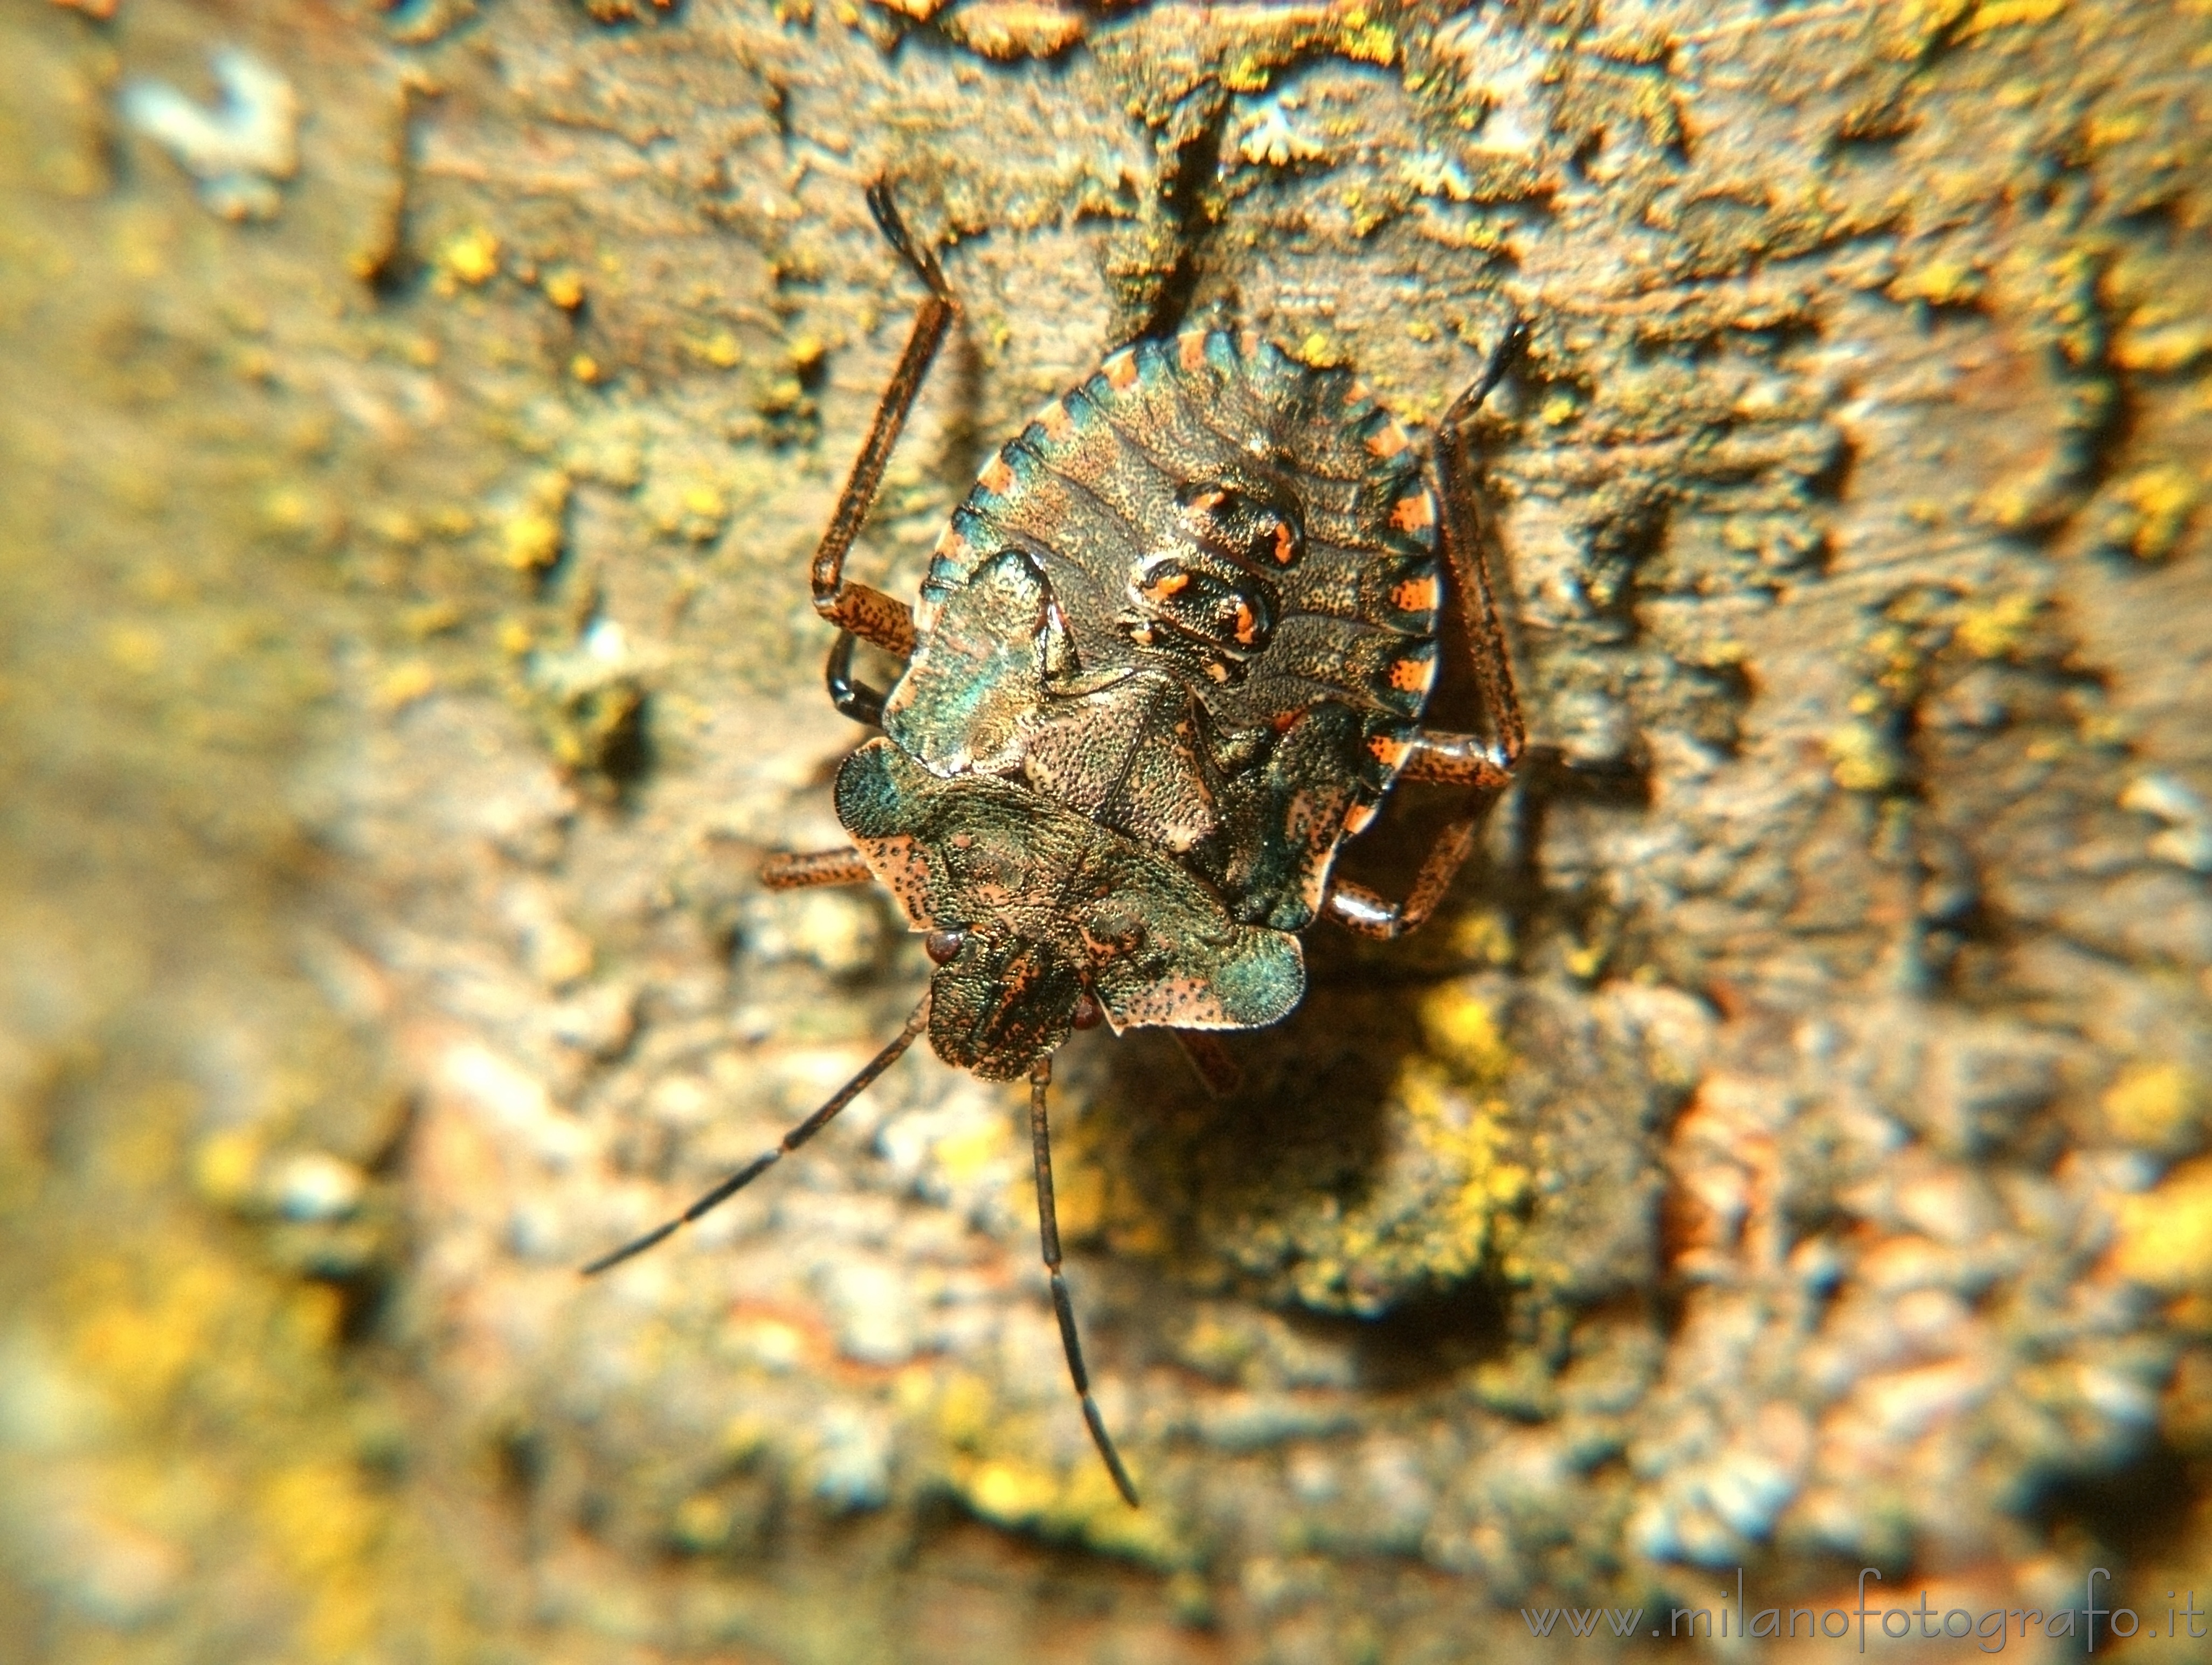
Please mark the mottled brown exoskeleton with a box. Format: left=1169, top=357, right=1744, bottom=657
left=586, top=183, right=1537, bottom=1507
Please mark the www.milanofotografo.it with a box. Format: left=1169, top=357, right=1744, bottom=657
left=1522, top=1569, right=2208, bottom=1652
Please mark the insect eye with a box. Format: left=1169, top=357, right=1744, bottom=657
left=924, top=928, right=968, bottom=966
left=1072, top=992, right=1104, bottom=1031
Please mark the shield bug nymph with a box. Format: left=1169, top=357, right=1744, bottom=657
left=585, top=182, right=1537, bottom=1508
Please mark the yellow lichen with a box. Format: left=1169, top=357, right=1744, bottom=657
left=1398, top=1061, right=1526, bottom=1261
left=670, top=1493, right=733, bottom=1551
left=939, top=0, right=1088, bottom=61
left=372, top=660, right=437, bottom=713
left=925, top=1118, right=1004, bottom=1200
left=1960, top=0, right=2068, bottom=35
left=2109, top=1160, right=2212, bottom=1294
left=2084, top=106, right=2153, bottom=151
left=2104, top=1063, right=2205, bottom=1152
left=965, top=1456, right=1061, bottom=1527
left=402, top=600, right=462, bottom=638
left=1887, top=258, right=1987, bottom=309
left=949, top=1451, right=1185, bottom=1566
left=71, top=1254, right=241, bottom=1410
left=540, top=268, right=586, bottom=311
left=2104, top=466, right=2198, bottom=561
left=1827, top=720, right=1902, bottom=793
left=785, top=332, right=827, bottom=377
left=916, top=1332, right=1184, bottom=1564
left=690, top=329, right=742, bottom=369
left=258, top=1459, right=383, bottom=1659
left=1222, top=53, right=1275, bottom=93
left=1974, top=470, right=2066, bottom=535
left=1338, top=7, right=1395, bottom=65
left=191, top=1128, right=263, bottom=1208
left=104, top=621, right=165, bottom=674
left=933, top=1371, right=997, bottom=1451
left=1446, top=906, right=1515, bottom=966
left=1315, top=984, right=1530, bottom=1289
left=2114, top=318, right=2212, bottom=374
left=1956, top=592, right=2038, bottom=658
left=439, top=228, right=500, bottom=287
left=1563, top=937, right=1609, bottom=982
left=496, top=474, right=571, bottom=572
left=1045, top=1150, right=1105, bottom=1240
left=499, top=510, right=562, bottom=572
left=1419, top=984, right=1511, bottom=1082
left=645, top=473, right=733, bottom=545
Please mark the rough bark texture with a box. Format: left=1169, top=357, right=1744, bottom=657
left=3, top=0, right=2210, bottom=1659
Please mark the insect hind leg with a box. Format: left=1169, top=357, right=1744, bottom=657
left=1324, top=323, right=1532, bottom=942
left=1435, top=318, right=1531, bottom=769
left=1029, top=1057, right=1141, bottom=1507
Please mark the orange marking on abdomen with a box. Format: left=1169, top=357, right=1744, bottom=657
left=1342, top=802, right=1379, bottom=836
left=1179, top=332, right=1208, bottom=371
left=1036, top=399, right=1075, bottom=442
left=1390, top=491, right=1435, bottom=532
left=1272, top=523, right=1297, bottom=564
left=1388, top=656, right=1432, bottom=693
left=1104, top=350, right=1139, bottom=390
left=1391, top=575, right=1439, bottom=613
left=979, top=455, right=1014, bottom=495
left=1365, top=422, right=1408, bottom=459
left=1367, top=734, right=1409, bottom=769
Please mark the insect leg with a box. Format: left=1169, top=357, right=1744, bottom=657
left=1323, top=781, right=1511, bottom=940
left=580, top=995, right=930, bottom=1275
left=1435, top=318, right=1531, bottom=769
left=824, top=629, right=887, bottom=726
left=1397, top=730, right=1516, bottom=788
left=1172, top=1030, right=1243, bottom=1098
left=1323, top=325, right=1531, bottom=942
left=809, top=181, right=960, bottom=661
left=1029, top=1057, right=1141, bottom=1507
left=758, top=847, right=875, bottom=891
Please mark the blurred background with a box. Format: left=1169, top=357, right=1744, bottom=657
left=3, top=0, right=2209, bottom=1659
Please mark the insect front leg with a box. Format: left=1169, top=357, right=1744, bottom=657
left=808, top=181, right=960, bottom=661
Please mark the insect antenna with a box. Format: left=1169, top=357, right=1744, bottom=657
left=1028, top=1056, right=1142, bottom=1507
left=580, top=994, right=931, bottom=1276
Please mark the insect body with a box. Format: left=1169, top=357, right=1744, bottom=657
left=890, top=325, right=1450, bottom=937
left=586, top=183, right=1533, bottom=1509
